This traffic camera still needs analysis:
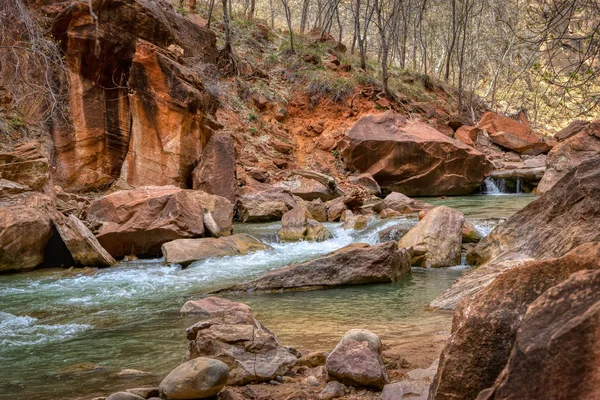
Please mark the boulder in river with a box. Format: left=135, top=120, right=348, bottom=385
left=185, top=303, right=298, bottom=385
left=342, top=214, right=368, bottom=230
left=277, top=207, right=332, bottom=242
left=349, top=173, right=381, bottom=195
left=53, top=213, right=116, bottom=268
left=468, top=158, right=600, bottom=266
left=326, top=329, right=388, bottom=389
left=536, top=120, right=600, bottom=194
left=87, top=186, right=233, bottom=258
left=162, top=234, right=271, bottom=266
left=0, top=190, right=53, bottom=272
left=338, top=112, right=492, bottom=196
left=236, top=185, right=297, bottom=222
left=159, top=357, right=229, bottom=399
left=372, top=192, right=433, bottom=215
left=213, top=242, right=411, bottom=294
left=378, top=222, right=415, bottom=242
left=429, top=242, right=600, bottom=400
left=477, top=268, right=600, bottom=400
left=399, top=206, right=464, bottom=268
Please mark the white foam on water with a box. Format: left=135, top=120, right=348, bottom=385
left=0, top=311, right=92, bottom=347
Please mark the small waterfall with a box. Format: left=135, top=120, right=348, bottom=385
left=482, top=177, right=501, bottom=194
left=515, top=177, right=522, bottom=193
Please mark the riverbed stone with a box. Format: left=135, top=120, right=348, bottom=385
left=214, top=242, right=411, bottom=293
left=185, top=310, right=298, bottom=385
left=236, top=185, right=297, bottom=222
left=372, top=192, right=433, bottom=215
left=277, top=207, right=332, bottom=242
left=378, top=222, right=414, bottom=242
left=342, top=214, right=368, bottom=230
left=106, top=393, right=145, bottom=400
left=162, top=234, right=271, bottom=266
left=159, top=357, right=229, bottom=399
left=326, top=329, right=388, bottom=389
left=399, top=206, right=464, bottom=268
left=318, top=381, right=346, bottom=400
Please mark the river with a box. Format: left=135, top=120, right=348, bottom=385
left=0, top=195, right=534, bottom=400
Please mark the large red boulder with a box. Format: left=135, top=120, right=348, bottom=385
left=537, top=120, right=600, bottom=194
left=477, top=112, right=550, bottom=155
left=478, top=268, right=600, bottom=400
left=338, top=112, right=492, bottom=196
left=87, top=186, right=233, bottom=258
left=50, top=0, right=219, bottom=191
left=192, top=132, right=237, bottom=203
left=429, top=243, right=600, bottom=400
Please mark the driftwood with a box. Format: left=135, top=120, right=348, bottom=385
left=290, top=169, right=345, bottom=196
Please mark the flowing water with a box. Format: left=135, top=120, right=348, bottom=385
left=0, top=195, right=534, bottom=400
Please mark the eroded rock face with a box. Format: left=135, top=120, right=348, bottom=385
left=215, top=242, right=411, bottom=293
left=162, top=234, right=271, bottom=266
left=478, top=268, right=600, bottom=400
left=429, top=243, right=600, bottom=400
left=477, top=112, right=551, bottom=155
left=192, top=132, right=237, bottom=203
left=236, top=185, right=297, bottom=222
left=349, top=173, right=381, bottom=195
left=537, top=120, right=600, bottom=194
left=185, top=303, right=297, bottom=385
left=0, top=141, right=49, bottom=190
left=0, top=191, right=53, bottom=272
left=51, top=0, right=218, bottom=191
left=338, top=112, right=492, bottom=196
left=468, top=159, right=600, bottom=266
left=398, top=206, right=464, bottom=268
left=53, top=213, right=116, bottom=267
left=87, top=186, right=233, bottom=258
left=278, top=207, right=332, bottom=242
left=159, top=357, right=229, bottom=400
left=326, top=329, right=388, bottom=390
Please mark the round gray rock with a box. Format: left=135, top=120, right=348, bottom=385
left=159, top=357, right=229, bottom=399
left=106, top=392, right=145, bottom=400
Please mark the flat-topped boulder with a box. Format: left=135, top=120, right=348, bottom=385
left=87, top=186, right=233, bottom=258
left=213, top=241, right=411, bottom=294
left=399, top=206, right=464, bottom=268
left=429, top=243, right=600, bottom=400
left=162, top=234, right=271, bottom=266
left=468, top=159, right=600, bottom=266
left=338, top=112, right=492, bottom=196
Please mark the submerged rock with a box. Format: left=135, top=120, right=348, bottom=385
left=106, top=392, right=145, bottom=400
left=338, top=112, right=492, bottom=196
left=326, top=329, right=388, bottom=389
left=185, top=305, right=297, bottom=385
left=214, top=242, right=411, bottom=293
left=429, top=243, right=600, bottom=400
left=53, top=213, right=116, bottom=268
left=399, top=206, right=464, bottom=268
left=162, top=234, right=271, bottom=266
left=180, top=297, right=253, bottom=318
left=277, top=207, right=331, bottom=242
left=477, top=269, right=600, bottom=400
left=87, top=186, right=233, bottom=258
left=159, top=357, right=228, bottom=399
